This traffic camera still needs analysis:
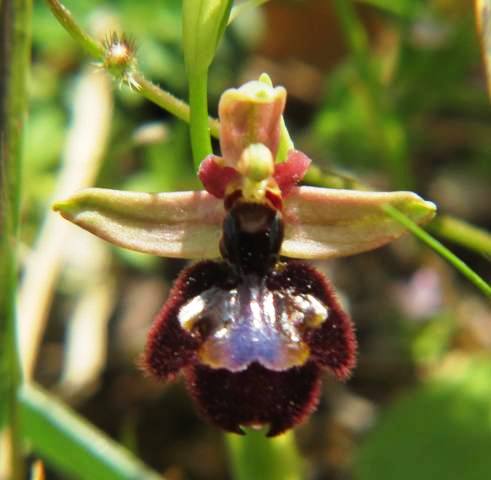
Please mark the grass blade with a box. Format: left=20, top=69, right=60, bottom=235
left=20, top=383, right=163, bottom=480
left=383, top=205, right=491, bottom=298
left=0, top=0, right=32, bottom=478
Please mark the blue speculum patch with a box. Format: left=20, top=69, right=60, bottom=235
left=178, top=274, right=329, bottom=371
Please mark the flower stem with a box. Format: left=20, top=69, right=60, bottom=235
left=43, top=0, right=220, bottom=139
left=0, top=0, right=32, bottom=478
left=383, top=205, right=491, bottom=297
left=303, top=164, right=366, bottom=190
left=188, top=71, right=214, bottom=168
left=226, top=429, right=303, bottom=480
left=44, top=0, right=103, bottom=58
left=428, top=214, right=491, bottom=257
left=131, top=72, right=220, bottom=138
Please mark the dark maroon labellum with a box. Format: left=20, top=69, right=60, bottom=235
left=143, top=201, right=357, bottom=436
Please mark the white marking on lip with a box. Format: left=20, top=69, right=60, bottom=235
left=178, top=295, right=206, bottom=330
left=178, top=274, right=329, bottom=371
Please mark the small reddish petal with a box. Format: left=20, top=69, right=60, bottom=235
left=273, top=150, right=311, bottom=196
left=198, top=154, right=239, bottom=198
left=267, top=262, right=357, bottom=380
left=186, top=362, right=321, bottom=436
left=143, top=261, right=235, bottom=380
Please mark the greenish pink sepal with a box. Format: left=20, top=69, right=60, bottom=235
left=53, top=188, right=224, bottom=259
left=281, top=187, right=437, bottom=259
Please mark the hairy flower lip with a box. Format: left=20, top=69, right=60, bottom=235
left=186, top=361, right=322, bottom=436
left=143, top=259, right=356, bottom=436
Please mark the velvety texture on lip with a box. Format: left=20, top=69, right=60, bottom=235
left=142, top=259, right=356, bottom=435
left=268, top=261, right=357, bottom=380
left=186, top=361, right=322, bottom=436
left=143, top=261, right=236, bottom=380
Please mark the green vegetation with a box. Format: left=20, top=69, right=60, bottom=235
left=1, top=0, right=490, bottom=478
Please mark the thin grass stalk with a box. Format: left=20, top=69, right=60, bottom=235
left=0, top=0, right=32, bottom=478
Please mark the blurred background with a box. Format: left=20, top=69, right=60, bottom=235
left=22, top=0, right=490, bottom=478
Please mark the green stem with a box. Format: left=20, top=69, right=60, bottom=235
left=188, top=71, right=213, bottom=168
left=43, top=0, right=220, bottom=139
left=428, top=214, right=491, bottom=257
left=132, top=72, right=220, bottom=139
left=0, top=0, right=32, bottom=478
left=383, top=205, right=491, bottom=297
left=303, top=164, right=366, bottom=190
left=45, top=0, right=103, bottom=58
left=226, top=429, right=303, bottom=480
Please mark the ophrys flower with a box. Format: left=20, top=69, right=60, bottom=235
left=54, top=77, right=435, bottom=435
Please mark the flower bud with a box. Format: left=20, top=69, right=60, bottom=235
left=102, top=33, right=136, bottom=80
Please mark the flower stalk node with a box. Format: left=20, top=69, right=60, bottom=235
left=101, top=32, right=138, bottom=89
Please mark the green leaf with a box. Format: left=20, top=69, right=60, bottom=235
left=355, top=357, right=491, bottom=480
left=20, top=383, right=162, bottom=480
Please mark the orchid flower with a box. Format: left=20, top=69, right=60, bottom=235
left=54, top=78, right=436, bottom=436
